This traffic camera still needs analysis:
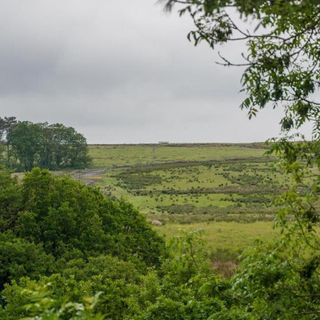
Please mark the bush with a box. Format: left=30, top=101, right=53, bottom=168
left=0, top=232, right=53, bottom=289
left=0, top=168, right=165, bottom=270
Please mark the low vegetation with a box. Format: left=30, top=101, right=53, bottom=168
left=87, top=144, right=284, bottom=224
left=1, top=139, right=320, bottom=319
left=1, top=166, right=320, bottom=319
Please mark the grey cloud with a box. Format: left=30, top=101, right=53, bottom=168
left=0, top=0, right=290, bottom=143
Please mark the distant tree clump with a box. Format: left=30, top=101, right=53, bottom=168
left=0, top=116, right=90, bottom=171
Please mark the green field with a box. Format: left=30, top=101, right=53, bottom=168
left=78, top=143, right=284, bottom=256
left=155, top=221, right=277, bottom=252
left=89, top=143, right=267, bottom=167
left=87, top=143, right=286, bottom=224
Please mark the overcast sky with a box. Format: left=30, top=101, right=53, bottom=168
left=0, top=0, right=293, bottom=143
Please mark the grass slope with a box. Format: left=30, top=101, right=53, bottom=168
left=88, top=143, right=285, bottom=224
left=72, top=143, right=283, bottom=263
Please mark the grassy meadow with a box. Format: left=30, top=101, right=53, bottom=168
left=89, top=143, right=267, bottom=166
left=155, top=221, right=277, bottom=252
left=80, top=143, right=283, bottom=257
left=88, top=143, right=286, bottom=222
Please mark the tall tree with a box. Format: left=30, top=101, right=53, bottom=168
left=0, top=116, right=17, bottom=165
left=7, top=121, right=43, bottom=171
left=6, top=120, right=90, bottom=171
left=43, top=123, right=90, bottom=169
left=0, top=117, right=17, bottom=142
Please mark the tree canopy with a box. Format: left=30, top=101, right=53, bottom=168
left=0, top=168, right=165, bottom=271
left=0, top=117, right=91, bottom=171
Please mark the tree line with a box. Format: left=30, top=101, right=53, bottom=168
left=0, top=117, right=90, bottom=171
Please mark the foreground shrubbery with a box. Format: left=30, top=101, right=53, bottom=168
left=0, top=168, right=165, bottom=269
left=1, top=167, right=320, bottom=319
left=3, top=233, right=320, bottom=319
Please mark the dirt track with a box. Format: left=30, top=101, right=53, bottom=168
left=71, top=169, right=106, bottom=185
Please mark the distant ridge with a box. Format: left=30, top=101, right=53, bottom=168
left=89, top=142, right=268, bottom=149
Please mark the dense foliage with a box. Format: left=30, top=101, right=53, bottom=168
left=0, top=168, right=232, bottom=319
left=0, top=168, right=165, bottom=267
left=1, top=167, right=320, bottom=318
left=0, top=117, right=90, bottom=171
left=0, top=168, right=172, bottom=318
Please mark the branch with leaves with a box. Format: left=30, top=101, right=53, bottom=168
left=162, top=0, right=320, bottom=136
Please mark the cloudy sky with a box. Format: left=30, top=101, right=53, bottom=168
left=0, top=0, right=291, bottom=143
